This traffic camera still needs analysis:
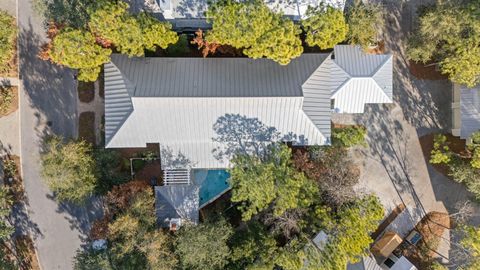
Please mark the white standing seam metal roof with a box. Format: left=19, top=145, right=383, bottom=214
left=155, top=185, right=199, bottom=227
left=104, top=45, right=393, bottom=168
left=330, top=45, right=393, bottom=113
left=460, top=85, right=480, bottom=139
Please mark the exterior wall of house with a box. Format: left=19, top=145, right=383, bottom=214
left=451, top=83, right=462, bottom=137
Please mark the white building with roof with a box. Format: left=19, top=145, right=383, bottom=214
left=152, top=0, right=346, bottom=30
left=104, top=45, right=393, bottom=170
left=452, top=83, right=480, bottom=141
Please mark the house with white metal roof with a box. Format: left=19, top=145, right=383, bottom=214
left=104, top=45, right=392, bottom=169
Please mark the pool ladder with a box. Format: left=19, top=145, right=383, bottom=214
left=163, top=168, right=191, bottom=185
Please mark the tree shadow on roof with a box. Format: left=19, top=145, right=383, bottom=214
left=160, top=146, right=194, bottom=169
left=174, top=0, right=208, bottom=18
left=212, top=113, right=308, bottom=162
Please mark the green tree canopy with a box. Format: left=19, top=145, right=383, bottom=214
left=74, top=249, right=114, bottom=270
left=175, top=218, right=233, bottom=270
left=41, top=136, right=97, bottom=204
left=228, top=221, right=278, bottom=269
left=206, top=0, right=303, bottom=65
left=48, top=29, right=111, bottom=81
left=460, top=225, right=480, bottom=269
left=93, top=148, right=128, bottom=194
left=107, top=190, right=178, bottom=269
left=319, top=195, right=384, bottom=270
left=229, top=143, right=318, bottom=221
left=407, top=0, right=480, bottom=87
left=346, top=1, right=384, bottom=49
left=88, top=0, right=177, bottom=57
left=0, top=11, right=17, bottom=73
left=302, top=4, right=348, bottom=49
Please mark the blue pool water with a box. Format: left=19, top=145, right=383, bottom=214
left=193, top=169, right=231, bottom=207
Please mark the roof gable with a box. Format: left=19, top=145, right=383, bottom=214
left=334, top=45, right=391, bottom=76
left=104, top=61, right=135, bottom=145
left=302, top=55, right=349, bottom=138
left=155, top=185, right=199, bottom=227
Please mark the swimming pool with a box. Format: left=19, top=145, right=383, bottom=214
left=192, top=169, right=231, bottom=207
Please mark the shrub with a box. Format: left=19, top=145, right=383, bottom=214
left=332, top=126, right=367, bottom=147
left=0, top=11, right=16, bottom=73
left=0, top=86, right=13, bottom=114
left=430, top=134, right=451, bottom=164
left=2, top=159, right=17, bottom=178
left=166, top=34, right=190, bottom=56
left=449, top=158, right=480, bottom=200
left=41, top=136, right=97, bottom=204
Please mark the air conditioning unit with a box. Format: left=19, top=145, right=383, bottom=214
left=169, top=218, right=182, bottom=231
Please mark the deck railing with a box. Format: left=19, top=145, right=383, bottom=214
left=163, top=168, right=191, bottom=185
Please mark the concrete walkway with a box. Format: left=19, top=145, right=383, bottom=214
left=0, top=111, right=20, bottom=156
left=0, top=77, right=20, bottom=86
left=77, top=81, right=105, bottom=145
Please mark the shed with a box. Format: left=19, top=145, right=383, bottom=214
left=371, top=231, right=403, bottom=258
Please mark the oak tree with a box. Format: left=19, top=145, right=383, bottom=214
left=47, top=29, right=111, bottom=81
left=302, top=4, right=348, bottom=49
left=407, top=0, right=480, bottom=87
left=206, top=0, right=303, bottom=65
left=229, top=144, right=318, bottom=221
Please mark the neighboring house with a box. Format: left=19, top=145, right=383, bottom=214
left=104, top=45, right=393, bottom=225
left=452, top=83, right=480, bottom=142
left=151, top=0, right=346, bottom=30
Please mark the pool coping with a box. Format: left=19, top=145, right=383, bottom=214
left=193, top=168, right=231, bottom=209
left=199, top=187, right=231, bottom=209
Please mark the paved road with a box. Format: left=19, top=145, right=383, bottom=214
left=17, top=0, right=102, bottom=269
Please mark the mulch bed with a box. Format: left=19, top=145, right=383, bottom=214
left=0, top=38, right=18, bottom=78
left=0, top=86, right=18, bottom=117
left=408, top=61, right=448, bottom=80
left=402, top=212, right=452, bottom=269
left=3, top=155, right=25, bottom=202
left=77, top=81, right=95, bottom=103
left=134, top=160, right=162, bottom=183
left=79, top=111, right=95, bottom=145
left=98, top=72, right=104, bottom=99
left=116, top=143, right=160, bottom=159
left=419, top=133, right=467, bottom=176
left=14, top=235, right=41, bottom=270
